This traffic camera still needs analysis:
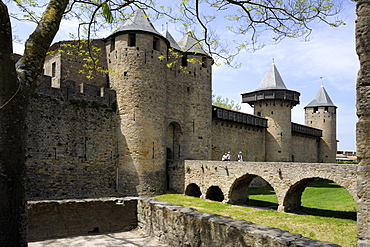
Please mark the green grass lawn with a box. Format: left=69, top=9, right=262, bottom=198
left=154, top=179, right=357, bottom=247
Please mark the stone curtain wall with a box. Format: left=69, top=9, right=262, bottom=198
left=28, top=197, right=340, bottom=246
left=25, top=76, right=119, bottom=200
left=356, top=1, right=370, bottom=246
left=291, top=135, right=320, bottom=163
left=211, top=120, right=266, bottom=161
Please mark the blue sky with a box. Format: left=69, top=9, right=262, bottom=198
left=10, top=0, right=358, bottom=151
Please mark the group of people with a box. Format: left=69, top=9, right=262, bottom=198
left=222, top=151, right=243, bottom=162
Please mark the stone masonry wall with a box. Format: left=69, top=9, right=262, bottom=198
left=355, top=1, right=370, bottom=245
left=183, top=160, right=358, bottom=211
left=27, top=198, right=137, bottom=241
left=28, top=197, right=340, bottom=246
left=44, top=40, right=109, bottom=88
left=25, top=76, right=118, bottom=200
left=211, top=119, right=266, bottom=161
left=138, top=197, right=340, bottom=247
left=291, top=134, right=319, bottom=162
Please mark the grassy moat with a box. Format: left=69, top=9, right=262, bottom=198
left=154, top=179, right=357, bottom=247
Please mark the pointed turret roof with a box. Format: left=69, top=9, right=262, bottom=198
left=256, top=63, right=287, bottom=91
left=161, top=30, right=181, bottom=50
left=241, top=62, right=300, bottom=106
left=305, top=85, right=337, bottom=108
left=111, top=8, right=161, bottom=36
left=178, top=32, right=207, bottom=54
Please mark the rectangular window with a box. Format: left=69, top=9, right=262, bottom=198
left=153, top=37, right=160, bottom=51
left=128, top=33, right=136, bottom=47
left=110, top=38, right=115, bottom=52
left=52, top=62, right=56, bottom=77
left=313, top=107, right=318, bottom=113
left=201, top=57, right=207, bottom=68
left=181, top=54, right=188, bottom=67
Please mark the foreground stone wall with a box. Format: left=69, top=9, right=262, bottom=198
left=27, top=198, right=137, bottom=241
left=28, top=197, right=340, bottom=246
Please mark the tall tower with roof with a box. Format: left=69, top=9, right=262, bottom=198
left=242, top=63, right=300, bottom=162
left=104, top=9, right=213, bottom=195
left=304, top=86, right=337, bottom=162
left=105, top=8, right=170, bottom=195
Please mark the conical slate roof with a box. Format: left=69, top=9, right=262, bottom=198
left=178, top=32, right=206, bottom=54
left=113, top=8, right=161, bottom=36
left=305, top=85, right=337, bottom=108
left=161, top=30, right=181, bottom=50
left=255, top=63, right=287, bottom=91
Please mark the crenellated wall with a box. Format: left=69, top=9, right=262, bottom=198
left=25, top=76, right=118, bottom=200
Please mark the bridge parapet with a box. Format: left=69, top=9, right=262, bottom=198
left=184, top=160, right=358, bottom=212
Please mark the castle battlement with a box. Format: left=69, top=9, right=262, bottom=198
left=35, top=75, right=116, bottom=107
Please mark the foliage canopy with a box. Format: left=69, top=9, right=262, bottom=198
left=212, top=94, right=241, bottom=111
left=9, top=0, right=343, bottom=66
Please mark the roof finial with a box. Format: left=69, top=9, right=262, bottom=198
left=320, top=76, right=324, bottom=87
left=166, top=22, right=168, bottom=31
left=272, top=58, right=275, bottom=64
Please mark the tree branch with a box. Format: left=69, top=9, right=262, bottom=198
left=16, top=0, right=69, bottom=92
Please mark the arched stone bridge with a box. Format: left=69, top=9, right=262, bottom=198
left=183, top=161, right=358, bottom=212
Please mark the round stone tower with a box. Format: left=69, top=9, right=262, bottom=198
left=304, top=86, right=337, bottom=162
left=104, top=9, right=213, bottom=195
left=105, top=9, right=170, bottom=195
left=242, top=63, right=300, bottom=162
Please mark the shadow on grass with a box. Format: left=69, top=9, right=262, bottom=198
left=246, top=199, right=356, bottom=220
left=246, top=199, right=278, bottom=210
left=307, top=179, right=342, bottom=188
left=300, top=206, right=357, bottom=220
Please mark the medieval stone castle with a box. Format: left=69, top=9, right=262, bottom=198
left=25, top=9, right=337, bottom=199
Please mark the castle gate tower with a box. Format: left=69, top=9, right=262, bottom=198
left=242, top=63, right=300, bottom=162
left=304, top=86, right=337, bottom=162
left=105, top=9, right=170, bottom=195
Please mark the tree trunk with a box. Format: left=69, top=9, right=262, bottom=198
left=0, top=0, right=69, bottom=245
left=0, top=2, right=28, bottom=246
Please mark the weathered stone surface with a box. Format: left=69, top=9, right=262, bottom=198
left=27, top=198, right=138, bottom=241
left=356, top=0, right=370, bottom=245
left=137, top=197, right=341, bottom=247
left=27, top=197, right=343, bottom=246
left=183, top=161, right=358, bottom=212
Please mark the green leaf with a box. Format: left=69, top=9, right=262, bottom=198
left=102, top=2, right=113, bottom=23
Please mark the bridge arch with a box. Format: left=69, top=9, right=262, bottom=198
left=185, top=183, right=201, bottom=198
left=206, top=186, right=224, bottom=202
left=228, top=173, right=277, bottom=205
left=282, top=177, right=358, bottom=213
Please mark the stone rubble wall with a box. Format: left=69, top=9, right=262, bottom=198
left=355, top=1, right=370, bottom=246
left=28, top=197, right=340, bottom=247
left=27, top=198, right=138, bottom=241
left=138, top=197, right=341, bottom=247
